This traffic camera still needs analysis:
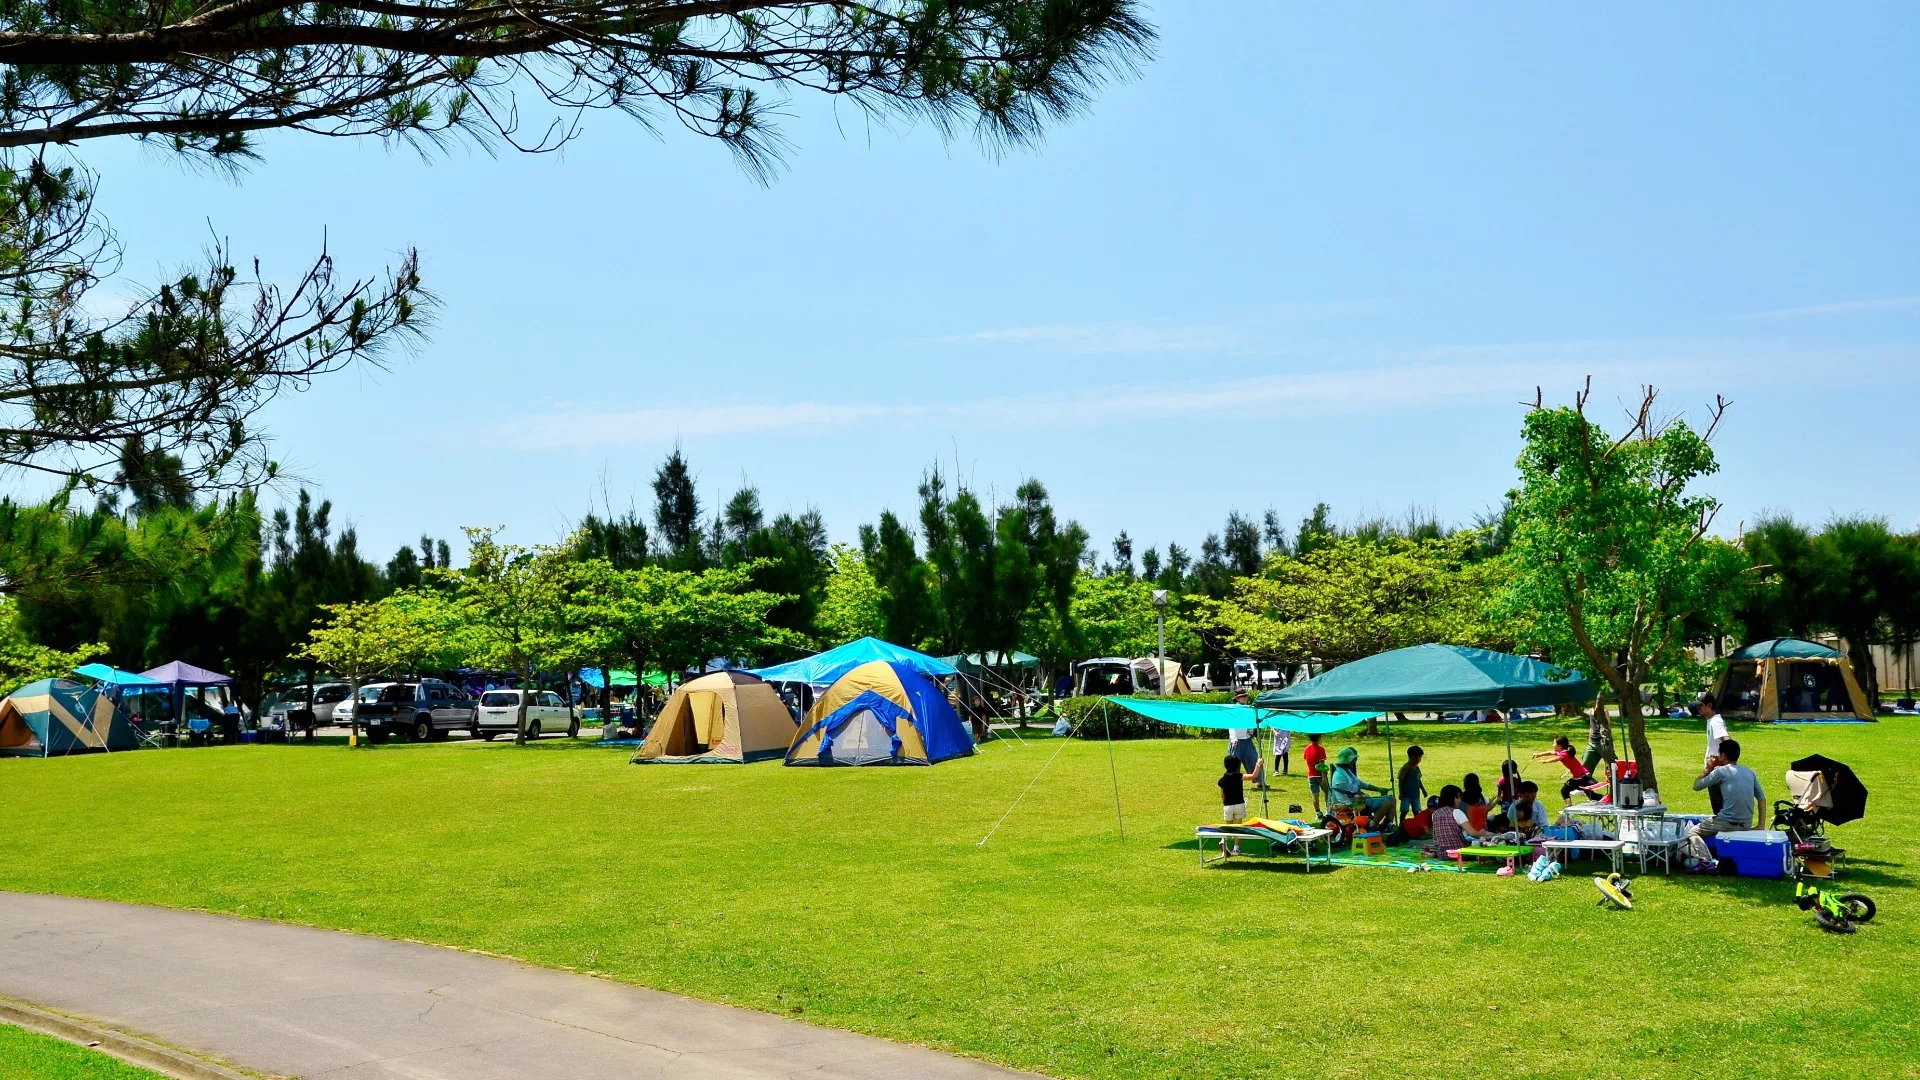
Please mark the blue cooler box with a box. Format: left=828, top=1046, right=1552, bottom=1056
left=1708, top=830, right=1790, bottom=879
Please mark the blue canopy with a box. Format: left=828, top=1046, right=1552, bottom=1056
left=73, top=663, right=166, bottom=689
left=750, top=637, right=958, bottom=688
left=1105, top=696, right=1380, bottom=734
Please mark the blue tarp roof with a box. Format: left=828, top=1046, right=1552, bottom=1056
left=73, top=663, right=166, bottom=688
left=750, top=637, right=958, bottom=687
left=1104, top=696, right=1381, bottom=734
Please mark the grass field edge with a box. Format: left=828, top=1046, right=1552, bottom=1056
left=0, top=998, right=266, bottom=1080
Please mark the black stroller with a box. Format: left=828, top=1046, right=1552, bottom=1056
left=1771, top=754, right=1868, bottom=880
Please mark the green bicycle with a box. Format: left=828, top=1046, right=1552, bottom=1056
left=1794, top=880, right=1876, bottom=934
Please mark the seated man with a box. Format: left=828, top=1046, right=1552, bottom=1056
left=1685, top=738, right=1766, bottom=872
left=1508, top=781, right=1552, bottom=839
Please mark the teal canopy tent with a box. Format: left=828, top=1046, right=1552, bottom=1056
left=1257, top=644, right=1596, bottom=805
left=1728, top=638, right=1840, bottom=661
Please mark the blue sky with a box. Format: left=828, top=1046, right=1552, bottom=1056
left=76, top=2, right=1920, bottom=565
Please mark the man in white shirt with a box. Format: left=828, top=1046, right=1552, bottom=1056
left=1700, top=697, right=1728, bottom=767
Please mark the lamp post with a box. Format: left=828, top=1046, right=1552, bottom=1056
left=1151, top=589, right=1169, bottom=697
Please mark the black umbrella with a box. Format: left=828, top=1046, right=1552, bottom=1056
left=1790, top=753, right=1868, bottom=826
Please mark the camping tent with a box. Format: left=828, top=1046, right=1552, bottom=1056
left=751, top=637, right=958, bottom=688
left=785, top=660, right=973, bottom=766
left=1258, top=643, right=1596, bottom=804
left=631, top=671, right=796, bottom=764
left=0, top=678, right=141, bottom=756
left=1712, top=638, right=1875, bottom=723
left=140, top=660, right=234, bottom=722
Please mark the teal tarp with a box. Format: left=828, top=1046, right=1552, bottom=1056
left=940, top=651, right=1039, bottom=673
left=73, top=663, right=166, bottom=689
left=750, top=637, right=958, bottom=687
left=1256, top=644, right=1593, bottom=712
left=1105, top=696, right=1380, bottom=733
left=1729, top=637, right=1840, bottom=661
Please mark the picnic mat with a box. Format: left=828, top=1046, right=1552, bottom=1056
left=1325, top=844, right=1473, bottom=872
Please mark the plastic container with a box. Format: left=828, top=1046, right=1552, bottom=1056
left=1708, top=830, right=1791, bottom=879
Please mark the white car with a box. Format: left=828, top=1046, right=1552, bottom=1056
left=475, top=689, right=578, bottom=740
left=1185, top=663, right=1214, bottom=693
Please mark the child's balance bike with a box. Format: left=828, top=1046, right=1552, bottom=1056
left=1795, top=881, right=1876, bottom=934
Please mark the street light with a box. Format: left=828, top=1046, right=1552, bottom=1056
left=1151, top=589, right=1169, bottom=697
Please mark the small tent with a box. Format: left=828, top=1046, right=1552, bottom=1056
left=786, top=661, right=973, bottom=767
left=1713, top=638, right=1874, bottom=723
left=0, top=678, right=141, bottom=757
left=631, top=671, right=796, bottom=764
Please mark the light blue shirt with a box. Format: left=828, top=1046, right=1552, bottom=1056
left=1695, top=763, right=1764, bottom=827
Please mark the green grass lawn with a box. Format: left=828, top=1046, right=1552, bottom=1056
left=1, top=716, right=1915, bottom=1080
left=0, top=1025, right=168, bottom=1080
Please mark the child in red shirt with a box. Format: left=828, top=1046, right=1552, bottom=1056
left=1533, top=734, right=1597, bottom=803
left=1302, top=733, right=1329, bottom=814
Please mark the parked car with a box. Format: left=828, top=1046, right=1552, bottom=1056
left=264, top=682, right=354, bottom=738
left=474, top=688, right=578, bottom=740
left=1185, top=663, right=1214, bottom=693
left=353, top=679, right=476, bottom=743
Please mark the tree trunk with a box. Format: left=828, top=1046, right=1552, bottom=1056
left=515, top=668, right=530, bottom=746
left=1618, top=682, right=1658, bottom=796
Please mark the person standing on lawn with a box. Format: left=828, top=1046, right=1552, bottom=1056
left=1273, top=727, right=1292, bottom=776
left=1302, top=733, right=1330, bottom=814
left=1700, top=696, right=1729, bottom=767
left=1685, top=738, right=1765, bottom=871
left=1583, top=701, right=1616, bottom=776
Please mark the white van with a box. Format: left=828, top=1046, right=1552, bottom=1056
left=474, top=689, right=578, bottom=740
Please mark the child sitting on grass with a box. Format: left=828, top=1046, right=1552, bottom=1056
left=1217, top=755, right=1247, bottom=854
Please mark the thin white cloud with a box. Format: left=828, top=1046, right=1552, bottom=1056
left=1737, top=296, right=1920, bottom=320
left=924, top=319, right=1243, bottom=355
left=508, top=338, right=1920, bottom=451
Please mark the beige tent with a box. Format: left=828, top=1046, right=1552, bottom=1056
left=631, top=671, right=797, bottom=764
left=1713, top=638, right=1875, bottom=723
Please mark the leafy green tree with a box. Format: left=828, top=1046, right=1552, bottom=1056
left=1207, top=534, right=1507, bottom=665
left=300, top=595, right=449, bottom=744
left=1499, top=384, right=1751, bottom=794
left=1222, top=512, right=1262, bottom=577
left=1295, top=502, right=1336, bottom=557
left=432, top=527, right=572, bottom=744
left=564, top=559, right=800, bottom=693
left=816, top=544, right=886, bottom=647
left=652, top=448, right=703, bottom=567
left=915, top=469, right=1084, bottom=667
left=1027, top=572, right=1197, bottom=667
left=573, top=509, right=650, bottom=571
left=1139, top=546, right=1162, bottom=582
left=860, top=511, right=935, bottom=648
left=0, top=597, right=102, bottom=694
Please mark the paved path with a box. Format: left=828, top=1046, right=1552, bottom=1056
left=0, top=893, right=1035, bottom=1079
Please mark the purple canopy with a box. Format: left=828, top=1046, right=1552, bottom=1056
left=140, top=661, right=233, bottom=686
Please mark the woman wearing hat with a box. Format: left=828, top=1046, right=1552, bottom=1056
left=1329, top=745, right=1389, bottom=816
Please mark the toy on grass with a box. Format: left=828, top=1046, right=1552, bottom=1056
left=1593, top=873, right=1633, bottom=909
left=1794, top=881, right=1875, bottom=934
left=1526, top=854, right=1560, bottom=882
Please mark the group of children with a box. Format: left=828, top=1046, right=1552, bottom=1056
left=1215, top=731, right=1590, bottom=856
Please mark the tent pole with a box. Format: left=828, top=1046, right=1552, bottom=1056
left=1103, top=700, right=1124, bottom=840
left=1385, top=722, right=1394, bottom=820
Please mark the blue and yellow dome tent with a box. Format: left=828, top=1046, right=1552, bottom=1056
left=785, top=660, right=973, bottom=767
left=0, top=678, right=141, bottom=757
